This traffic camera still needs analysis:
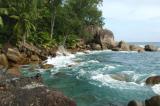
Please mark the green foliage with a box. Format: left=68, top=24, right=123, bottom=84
left=28, top=32, right=57, bottom=48
left=66, top=34, right=79, bottom=48
left=0, top=0, right=104, bottom=48
left=0, top=16, right=3, bottom=27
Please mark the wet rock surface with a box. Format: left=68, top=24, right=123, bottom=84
left=146, top=76, right=160, bottom=85
left=118, top=41, right=130, bottom=51
left=128, top=96, right=160, bottom=106
left=128, top=100, right=144, bottom=106
left=145, top=45, right=158, bottom=51
left=0, top=73, right=76, bottom=106
left=145, top=95, right=160, bottom=106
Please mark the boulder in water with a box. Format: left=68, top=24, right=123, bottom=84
left=145, top=45, right=158, bottom=51
left=118, top=41, right=130, bottom=51
left=130, top=45, right=144, bottom=52
left=128, top=100, right=144, bottom=106
left=41, top=64, right=54, bottom=69
left=145, top=95, right=160, bottom=106
left=146, top=76, right=160, bottom=85
left=7, top=66, right=21, bottom=76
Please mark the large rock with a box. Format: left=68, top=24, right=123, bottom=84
left=99, top=29, right=115, bottom=49
left=0, top=74, right=76, bottom=106
left=128, top=100, right=144, bottom=106
left=128, top=96, right=160, bottom=106
left=86, top=26, right=115, bottom=49
left=6, top=48, right=22, bottom=63
left=31, top=55, right=41, bottom=61
left=130, top=45, right=144, bottom=52
left=18, top=42, right=47, bottom=60
left=145, top=96, right=160, bottom=106
left=145, top=45, right=158, bottom=51
left=90, top=43, right=102, bottom=50
left=146, top=76, right=160, bottom=85
left=118, top=41, right=130, bottom=51
left=41, top=64, right=54, bottom=69
left=7, top=66, right=21, bottom=76
left=112, top=47, right=122, bottom=51
left=0, top=54, right=8, bottom=69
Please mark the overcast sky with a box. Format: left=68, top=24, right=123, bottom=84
left=101, top=0, right=160, bottom=42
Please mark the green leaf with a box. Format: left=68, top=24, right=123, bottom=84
left=10, top=15, right=20, bottom=20
left=0, top=16, right=4, bottom=27
left=0, top=8, right=8, bottom=15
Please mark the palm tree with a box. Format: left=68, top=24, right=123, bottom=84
left=0, top=0, right=42, bottom=43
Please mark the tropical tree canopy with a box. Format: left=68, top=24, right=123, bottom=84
left=0, top=0, right=104, bottom=47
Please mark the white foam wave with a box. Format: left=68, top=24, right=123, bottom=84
left=152, top=84, right=160, bottom=95
left=118, top=51, right=137, bottom=53
left=105, top=64, right=116, bottom=69
left=90, top=71, right=146, bottom=89
left=75, top=52, right=86, bottom=55
left=138, top=45, right=145, bottom=48
left=47, top=54, right=76, bottom=68
left=22, top=83, right=44, bottom=89
left=88, top=60, right=100, bottom=63
left=90, top=74, right=142, bottom=89
left=86, top=50, right=112, bottom=54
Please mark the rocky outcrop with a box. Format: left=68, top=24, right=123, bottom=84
left=41, top=64, right=54, bottom=69
left=128, top=100, right=144, bottom=106
left=17, top=42, right=51, bottom=61
left=99, top=29, right=115, bottom=49
left=90, top=43, right=102, bottom=50
left=6, top=48, right=22, bottom=63
left=145, top=95, right=160, bottom=106
left=31, top=55, right=41, bottom=61
left=145, top=45, right=158, bottom=51
left=7, top=66, right=21, bottom=76
left=118, top=41, right=130, bottom=51
left=0, top=54, right=8, bottom=69
left=146, top=76, right=160, bottom=85
left=130, top=45, right=144, bottom=52
left=128, top=96, right=160, bottom=106
left=0, top=74, right=76, bottom=106
left=86, top=26, right=115, bottom=50
left=111, top=47, right=122, bottom=51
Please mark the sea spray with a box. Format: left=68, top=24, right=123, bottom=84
left=46, top=45, right=84, bottom=68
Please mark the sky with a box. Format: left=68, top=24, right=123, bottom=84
left=101, top=0, right=160, bottom=42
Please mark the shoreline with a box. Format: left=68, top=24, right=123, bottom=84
left=0, top=41, right=160, bottom=106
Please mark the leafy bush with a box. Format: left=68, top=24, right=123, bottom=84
left=66, top=34, right=79, bottom=48
left=54, top=34, right=79, bottom=48
left=28, top=32, right=57, bottom=48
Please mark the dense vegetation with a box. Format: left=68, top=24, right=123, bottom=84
left=0, top=0, right=104, bottom=48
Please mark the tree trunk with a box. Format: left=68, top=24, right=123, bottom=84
left=50, top=11, right=56, bottom=39
left=23, top=33, right=26, bottom=44
left=50, top=0, right=56, bottom=39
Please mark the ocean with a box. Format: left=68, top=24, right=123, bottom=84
left=22, top=42, right=160, bottom=106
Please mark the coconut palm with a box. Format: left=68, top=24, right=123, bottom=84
left=0, top=0, right=42, bottom=43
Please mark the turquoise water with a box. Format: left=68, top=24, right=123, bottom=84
left=23, top=42, right=160, bottom=106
